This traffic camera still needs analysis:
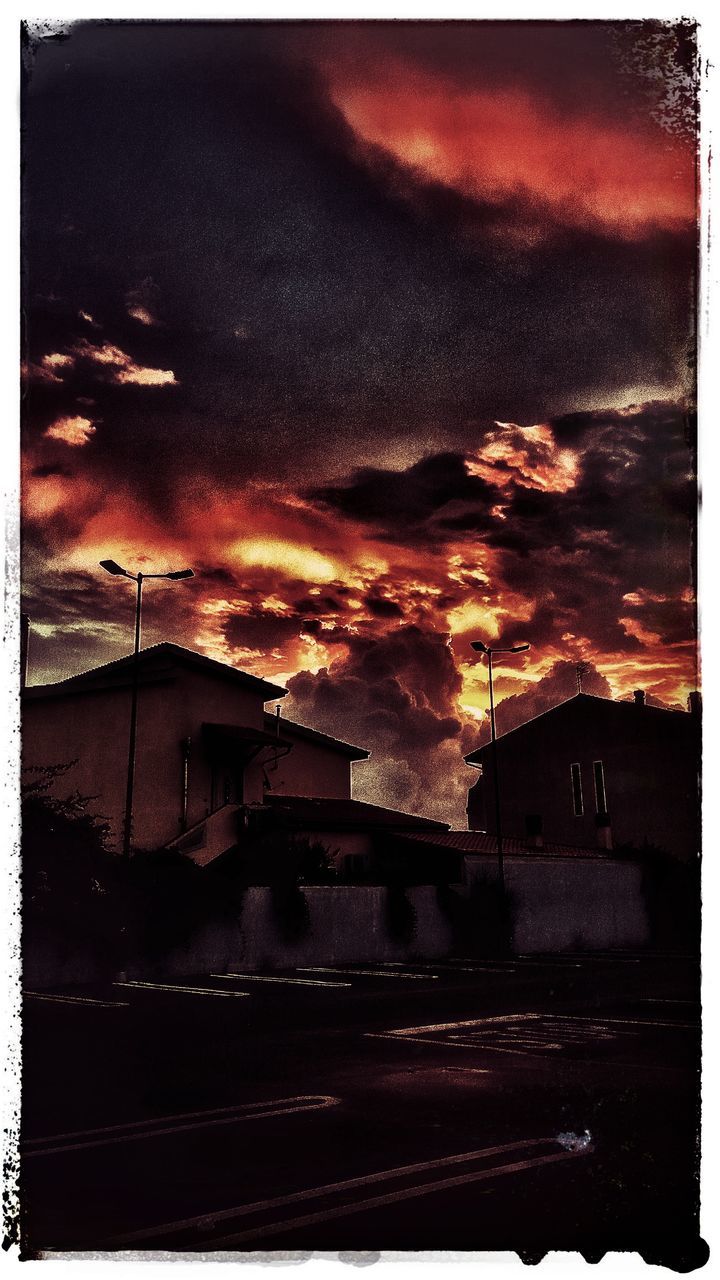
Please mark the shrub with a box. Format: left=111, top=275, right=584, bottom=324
left=384, top=884, right=417, bottom=944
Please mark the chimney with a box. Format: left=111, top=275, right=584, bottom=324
left=688, top=691, right=702, bottom=716
left=20, top=614, right=30, bottom=691
left=633, top=689, right=645, bottom=706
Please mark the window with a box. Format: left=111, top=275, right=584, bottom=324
left=593, top=760, right=607, bottom=816
left=570, top=763, right=583, bottom=816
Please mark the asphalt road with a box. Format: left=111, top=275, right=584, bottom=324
left=20, top=950, right=704, bottom=1265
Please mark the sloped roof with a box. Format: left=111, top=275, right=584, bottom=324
left=464, top=691, right=693, bottom=764
left=263, top=712, right=369, bottom=761
left=23, top=641, right=287, bottom=703
left=264, top=794, right=448, bottom=831
left=401, top=830, right=617, bottom=860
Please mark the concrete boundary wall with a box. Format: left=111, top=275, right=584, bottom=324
left=466, top=855, right=650, bottom=953
left=25, top=860, right=650, bottom=987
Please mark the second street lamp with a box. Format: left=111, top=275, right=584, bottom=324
left=100, top=559, right=194, bottom=857
left=470, top=638, right=530, bottom=898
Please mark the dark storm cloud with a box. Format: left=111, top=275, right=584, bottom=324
left=22, top=19, right=695, bottom=521
left=304, top=399, right=695, bottom=663
left=284, top=623, right=475, bottom=823
left=311, top=451, right=498, bottom=542
left=366, top=594, right=404, bottom=619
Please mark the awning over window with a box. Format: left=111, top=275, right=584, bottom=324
left=202, top=722, right=293, bottom=757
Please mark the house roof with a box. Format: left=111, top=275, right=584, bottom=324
left=263, top=712, right=370, bottom=761
left=264, top=794, right=449, bottom=832
left=463, top=691, right=694, bottom=764
left=22, top=642, right=287, bottom=703
left=400, top=829, right=617, bottom=860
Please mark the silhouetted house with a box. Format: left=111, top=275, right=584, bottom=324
left=464, top=691, right=700, bottom=861
left=22, top=643, right=446, bottom=872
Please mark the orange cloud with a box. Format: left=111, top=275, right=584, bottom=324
left=72, top=339, right=177, bottom=386
left=127, top=305, right=157, bottom=326
left=43, top=415, right=96, bottom=447
left=468, top=422, right=578, bottom=493
left=330, top=60, right=695, bottom=237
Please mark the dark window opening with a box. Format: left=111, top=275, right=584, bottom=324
left=570, top=763, right=583, bottom=816
left=593, top=760, right=607, bottom=815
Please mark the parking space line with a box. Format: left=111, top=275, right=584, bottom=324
left=105, top=1135, right=588, bottom=1247
left=297, top=967, right=439, bottom=980
left=365, top=1031, right=554, bottom=1058
left=211, top=973, right=351, bottom=988
left=568, top=1014, right=697, bottom=1030
left=113, top=981, right=249, bottom=999
left=389, top=1013, right=542, bottom=1036
left=22, top=1095, right=340, bottom=1159
left=23, top=992, right=130, bottom=1008
left=379, top=962, right=518, bottom=974
left=211, top=1150, right=589, bottom=1247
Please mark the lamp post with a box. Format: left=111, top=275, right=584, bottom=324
left=470, top=639, right=530, bottom=896
left=100, top=559, right=194, bottom=857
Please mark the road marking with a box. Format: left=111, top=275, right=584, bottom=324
left=365, top=1031, right=564, bottom=1058
left=379, top=962, right=518, bottom=974
left=212, top=1151, right=587, bottom=1247
left=113, top=981, right=249, bottom=999
left=387, top=1013, right=543, bottom=1036
left=22, top=1095, right=340, bottom=1159
left=643, top=999, right=699, bottom=1006
left=23, top=992, right=130, bottom=1008
left=211, top=973, right=351, bottom=988
left=105, top=1135, right=591, bottom=1247
left=297, top=966, right=438, bottom=980
left=367, top=1011, right=697, bottom=1060
left=560, top=1014, right=696, bottom=1030
left=453, top=957, right=582, bottom=969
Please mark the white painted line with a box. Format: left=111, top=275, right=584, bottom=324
left=379, top=962, right=518, bottom=974
left=211, top=1150, right=588, bottom=1247
left=105, top=1136, right=585, bottom=1246
left=567, top=1014, right=697, bottom=1031
left=23, top=992, right=130, bottom=1008
left=298, top=966, right=438, bottom=980
left=517, top=954, right=640, bottom=965
left=365, top=1032, right=691, bottom=1071
left=389, top=1013, right=543, bottom=1036
left=22, top=1095, right=340, bottom=1159
left=644, top=999, right=698, bottom=1005
left=211, top=973, right=351, bottom=989
left=113, top=981, right=249, bottom=999
left=365, top=1031, right=557, bottom=1058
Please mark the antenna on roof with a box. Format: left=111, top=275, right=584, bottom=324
left=576, top=661, right=590, bottom=694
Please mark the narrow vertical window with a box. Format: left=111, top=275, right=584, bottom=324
left=593, top=760, right=607, bottom=815
left=570, top=763, right=583, bottom=816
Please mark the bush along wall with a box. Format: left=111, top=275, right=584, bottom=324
left=384, top=884, right=418, bottom=945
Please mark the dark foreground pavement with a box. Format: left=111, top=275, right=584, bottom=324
left=20, top=950, right=705, bottom=1267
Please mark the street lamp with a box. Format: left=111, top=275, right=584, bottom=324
left=470, top=639, right=530, bottom=897
left=100, top=559, right=194, bottom=857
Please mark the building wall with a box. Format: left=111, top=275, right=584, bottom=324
left=23, top=669, right=274, bottom=851
left=467, top=699, right=698, bottom=859
left=23, top=669, right=366, bottom=853
left=260, top=731, right=356, bottom=800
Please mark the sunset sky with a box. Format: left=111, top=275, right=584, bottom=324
left=21, top=19, right=698, bottom=824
